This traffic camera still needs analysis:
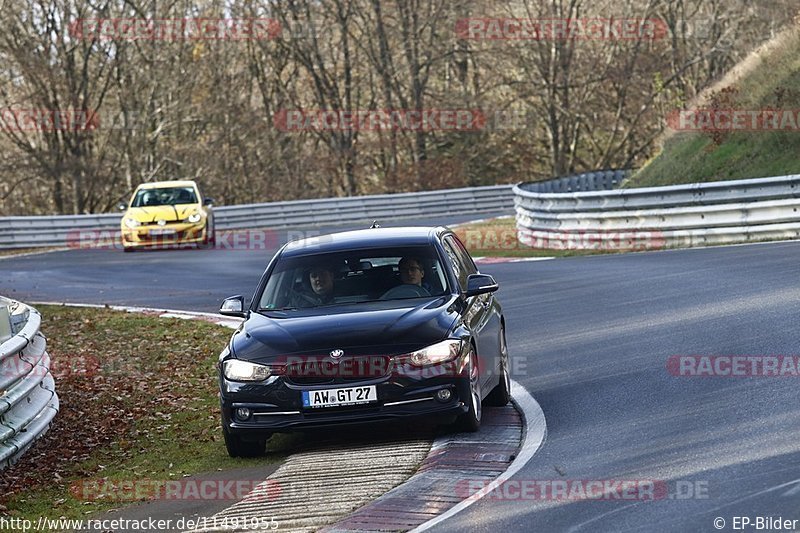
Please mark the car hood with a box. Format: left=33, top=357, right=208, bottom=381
left=123, top=204, right=200, bottom=224
left=231, top=296, right=460, bottom=362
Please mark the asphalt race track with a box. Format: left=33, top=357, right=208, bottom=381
left=3, top=217, right=800, bottom=532
left=0, top=215, right=494, bottom=310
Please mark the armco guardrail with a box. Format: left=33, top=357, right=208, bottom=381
left=0, top=185, right=513, bottom=249
left=514, top=172, right=800, bottom=250
left=0, top=297, right=59, bottom=469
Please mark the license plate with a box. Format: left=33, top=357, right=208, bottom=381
left=302, top=385, right=377, bottom=408
left=149, top=228, right=177, bottom=236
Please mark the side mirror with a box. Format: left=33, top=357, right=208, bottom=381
left=117, top=202, right=127, bottom=211
left=204, top=197, right=215, bottom=206
left=219, top=295, right=247, bottom=318
left=465, top=274, right=499, bottom=297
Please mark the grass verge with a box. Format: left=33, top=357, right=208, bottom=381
left=627, top=28, right=800, bottom=188
left=0, top=305, right=290, bottom=522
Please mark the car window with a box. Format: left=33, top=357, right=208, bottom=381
left=447, top=235, right=478, bottom=276
left=132, top=187, right=198, bottom=207
left=443, top=234, right=478, bottom=292
left=442, top=238, right=467, bottom=291
left=258, top=246, right=450, bottom=310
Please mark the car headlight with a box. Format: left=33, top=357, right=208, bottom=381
left=187, top=213, right=202, bottom=224
left=223, top=359, right=271, bottom=381
left=124, top=217, right=140, bottom=229
left=407, top=339, right=463, bottom=367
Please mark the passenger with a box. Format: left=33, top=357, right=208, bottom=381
left=398, top=257, right=431, bottom=295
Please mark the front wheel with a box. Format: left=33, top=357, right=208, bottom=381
left=200, top=220, right=215, bottom=249
left=207, top=218, right=215, bottom=246
left=485, top=327, right=511, bottom=407
left=223, top=424, right=268, bottom=458
left=455, top=347, right=481, bottom=432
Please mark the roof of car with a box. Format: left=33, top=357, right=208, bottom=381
left=282, top=227, right=447, bottom=256
left=136, top=180, right=198, bottom=189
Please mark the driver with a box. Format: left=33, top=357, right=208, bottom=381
left=309, top=265, right=335, bottom=302
left=290, top=263, right=337, bottom=307
left=397, top=256, right=430, bottom=295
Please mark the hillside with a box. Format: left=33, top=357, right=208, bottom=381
left=625, top=27, right=800, bottom=188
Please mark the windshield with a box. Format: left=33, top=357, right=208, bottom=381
left=258, top=246, right=450, bottom=310
left=131, top=187, right=197, bottom=207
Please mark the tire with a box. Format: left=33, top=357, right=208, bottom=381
left=206, top=219, right=215, bottom=247
left=200, top=220, right=215, bottom=249
left=485, top=327, right=511, bottom=407
left=455, top=346, right=481, bottom=432
left=223, top=424, right=267, bottom=458
left=123, top=246, right=134, bottom=253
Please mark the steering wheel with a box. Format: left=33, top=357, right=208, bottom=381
left=380, top=284, right=431, bottom=300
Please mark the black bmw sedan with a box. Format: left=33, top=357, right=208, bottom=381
left=217, top=226, right=510, bottom=457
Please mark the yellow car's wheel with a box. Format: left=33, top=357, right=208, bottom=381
left=201, top=220, right=215, bottom=248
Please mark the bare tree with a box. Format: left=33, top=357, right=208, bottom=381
left=0, top=0, right=796, bottom=215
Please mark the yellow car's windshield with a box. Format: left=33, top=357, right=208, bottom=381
left=132, top=187, right=197, bottom=207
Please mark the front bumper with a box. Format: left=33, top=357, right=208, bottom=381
left=121, top=222, right=207, bottom=248
left=220, top=365, right=471, bottom=434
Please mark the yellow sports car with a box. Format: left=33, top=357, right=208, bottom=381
left=119, top=180, right=215, bottom=252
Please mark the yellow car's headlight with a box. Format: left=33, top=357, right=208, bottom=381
left=124, top=217, right=140, bottom=229
left=187, top=213, right=202, bottom=224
